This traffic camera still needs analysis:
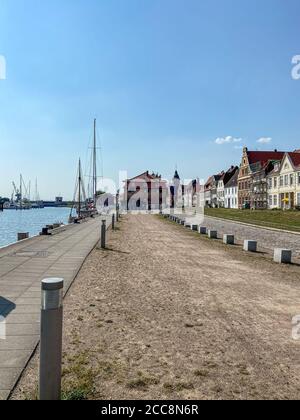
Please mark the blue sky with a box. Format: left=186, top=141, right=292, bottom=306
left=0, top=0, right=300, bottom=199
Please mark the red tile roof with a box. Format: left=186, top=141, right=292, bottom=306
left=247, top=151, right=285, bottom=166
left=288, top=152, right=300, bottom=168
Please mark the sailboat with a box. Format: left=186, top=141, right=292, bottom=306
left=32, top=178, right=44, bottom=208
left=69, top=119, right=101, bottom=223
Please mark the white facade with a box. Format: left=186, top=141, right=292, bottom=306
left=224, top=185, right=238, bottom=209
left=267, top=154, right=300, bottom=209
left=216, top=179, right=225, bottom=208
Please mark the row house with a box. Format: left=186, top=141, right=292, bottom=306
left=204, top=173, right=223, bottom=208
left=224, top=170, right=239, bottom=209
left=267, top=152, right=300, bottom=209
left=205, top=166, right=238, bottom=208
left=238, top=147, right=285, bottom=209
left=217, top=166, right=239, bottom=208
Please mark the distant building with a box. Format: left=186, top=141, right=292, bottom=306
left=125, top=171, right=167, bottom=211
left=216, top=166, right=238, bottom=208
left=204, top=176, right=213, bottom=207
left=170, top=170, right=184, bottom=209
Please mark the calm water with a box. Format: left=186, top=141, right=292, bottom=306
left=0, top=207, right=71, bottom=248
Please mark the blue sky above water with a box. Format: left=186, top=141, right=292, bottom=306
left=0, top=0, right=300, bottom=199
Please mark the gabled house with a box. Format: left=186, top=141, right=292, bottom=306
left=217, top=166, right=239, bottom=208
left=204, top=176, right=213, bottom=207
left=125, top=171, right=167, bottom=211
left=238, top=147, right=285, bottom=209
left=267, top=152, right=300, bottom=209
left=224, top=169, right=239, bottom=209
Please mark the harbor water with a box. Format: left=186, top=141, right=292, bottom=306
left=0, top=207, right=71, bottom=248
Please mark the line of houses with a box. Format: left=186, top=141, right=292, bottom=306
left=205, top=147, right=300, bottom=210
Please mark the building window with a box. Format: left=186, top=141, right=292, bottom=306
left=298, top=173, right=300, bottom=185
left=274, top=195, right=278, bottom=207
left=269, top=196, right=273, bottom=207
left=280, top=176, right=283, bottom=187
left=284, top=175, right=288, bottom=186
left=290, top=174, right=294, bottom=186
left=268, top=178, right=272, bottom=189
left=274, top=177, right=277, bottom=188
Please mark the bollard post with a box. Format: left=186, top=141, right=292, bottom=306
left=112, top=214, right=115, bottom=230
left=39, top=278, right=64, bottom=401
left=101, top=219, right=106, bottom=249
left=17, top=232, right=29, bottom=241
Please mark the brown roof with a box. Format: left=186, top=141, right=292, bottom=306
left=288, top=152, right=300, bottom=169
left=247, top=151, right=285, bottom=166
left=126, top=171, right=161, bottom=182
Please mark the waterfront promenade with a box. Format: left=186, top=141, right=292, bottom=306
left=0, top=217, right=103, bottom=399
left=11, top=215, right=300, bottom=400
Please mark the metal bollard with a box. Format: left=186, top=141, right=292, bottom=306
left=39, top=278, right=64, bottom=401
left=112, top=214, right=115, bottom=230
left=101, top=219, right=106, bottom=249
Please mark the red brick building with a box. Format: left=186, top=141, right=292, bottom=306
left=125, top=171, right=168, bottom=211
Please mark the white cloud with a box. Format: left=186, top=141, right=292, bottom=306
left=257, top=137, right=272, bottom=144
left=215, top=136, right=242, bottom=145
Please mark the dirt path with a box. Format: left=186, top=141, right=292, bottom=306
left=12, top=215, right=300, bottom=400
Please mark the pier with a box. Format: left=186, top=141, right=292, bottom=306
left=0, top=216, right=107, bottom=399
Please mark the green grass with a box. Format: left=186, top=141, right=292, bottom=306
left=205, top=208, right=300, bottom=233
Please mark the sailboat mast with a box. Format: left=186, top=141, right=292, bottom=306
left=78, top=159, right=82, bottom=218
left=20, top=174, right=23, bottom=209
left=93, top=118, right=97, bottom=205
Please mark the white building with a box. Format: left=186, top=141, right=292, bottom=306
left=216, top=174, right=225, bottom=208
left=224, top=170, right=239, bottom=209
left=267, top=152, right=300, bottom=209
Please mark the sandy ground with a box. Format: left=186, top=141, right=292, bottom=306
left=11, top=214, right=300, bottom=400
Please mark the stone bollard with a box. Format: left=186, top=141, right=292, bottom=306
left=208, top=230, right=218, bottom=239
left=191, top=225, right=198, bottom=232
left=223, top=234, right=235, bottom=245
left=244, top=240, right=257, bottom=253
left=181, top=220, right=185, bottom=226
left=18, top=232, right=29, bottom=241
left=274, top=248, right=292, bottom=264
left=199, top=226, right=207, bottom=235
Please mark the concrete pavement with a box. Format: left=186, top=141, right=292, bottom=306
left=0, top=216, right=106, bottom=400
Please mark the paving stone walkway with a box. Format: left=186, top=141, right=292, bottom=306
left=0, top=217, right=104, bottom=400
left=204, top=216, right=300, bottom=259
